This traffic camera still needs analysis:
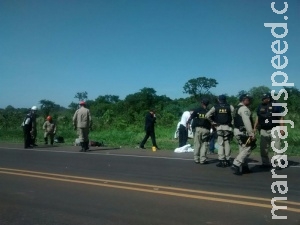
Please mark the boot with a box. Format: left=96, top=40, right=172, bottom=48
left=231, top=165, right=242, bottom=175
left=242, top=165, right=252, bottom=174
left=80, top=142, right=84, bottom=152
left=84, top=141, right=90, bottom=152
left=225, top=160, right=231, bottom=167
left=44, top=138, right=48, bottom=145
left=216, top=160, right=226, bottom=168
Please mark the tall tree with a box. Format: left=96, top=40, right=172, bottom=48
left=74, top=91, right=88, bottom=102
left=183, top=77, right=218, bottom=99
left=39, top=99, right=59, bottom=117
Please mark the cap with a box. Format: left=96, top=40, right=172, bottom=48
left=201, top=99, right=209, bottom=106
left=31, top=106, right=38, bottom=111
left=261, top=93, right=271, bottom=100
left=218, top=95, right=226, bottom=101
left=239, top=94, right=252, bottom=101
left=79, top=101, right=86, bottom=105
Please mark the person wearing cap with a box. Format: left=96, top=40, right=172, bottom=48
left=139, top=109, right=159, bottom=150
left=21, top=106, right=38, bottom=148
left=187, top=99, right=211, bottom=164
left=231, top=94, right=256, bottom=175
left=43, top=116, right=56, bottom=145
left=73, top=101, right=92, bottom=152
left=254, top=93, right=285, bottom=170
left=178, top=109, right=193, bottom=147
left=206, top=95, right=235, bottom=167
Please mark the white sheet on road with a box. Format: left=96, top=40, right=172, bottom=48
left=174, top=144, right=194, bottom=153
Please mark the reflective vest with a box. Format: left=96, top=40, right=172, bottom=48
left=214, top=103, right=232, bottom=125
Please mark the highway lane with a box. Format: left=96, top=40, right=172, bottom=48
left=0, top=145, right=299, bottom=225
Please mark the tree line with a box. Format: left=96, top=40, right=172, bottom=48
left=0, top=77, right=299, bottom=132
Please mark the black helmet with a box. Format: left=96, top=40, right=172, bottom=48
left=239, top=94, right=252, bottom=102
left=201, top=99, right=209, bottom=106
left=261, top=93, right=271, bottom=100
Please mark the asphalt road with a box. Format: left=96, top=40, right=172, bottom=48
left=0, top=143, right=299, bottom=225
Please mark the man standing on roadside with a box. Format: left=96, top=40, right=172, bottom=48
left=178, top=110, right=193, bottom=147
left=206, top=95, right=234, bottom=168
left=254, top=93, right=285, bottom=170
left=139, top=109, right=159, bottom=150
left=231, top=94, right=256, bottom=175
left=187, top=99, right=211, bottom=164
left=73, top=101, right=92, bottom=152
left=22, top=106, right=38, bottom=148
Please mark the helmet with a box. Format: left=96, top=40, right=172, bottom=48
left=79, top=101, right=86, bottom=105
left=201, top=99, right=209, bottom=106
left=239, top=94, right=252, bottom=101
left=261, top=93, right=271, bottom=100
left=218, top=95, right=227, bottom=102
left=31, top=106, right=38, bottom=111
left=47, top=116, right=52, bottom=121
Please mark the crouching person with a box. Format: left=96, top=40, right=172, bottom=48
left=43, top=116, right=56, bottom=145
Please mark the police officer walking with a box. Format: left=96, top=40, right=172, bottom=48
left=253, top=93, right=285, bottom=170
left=22, top=106, right=38, bottom=148
left=206, top=95, right=234, bottom=167
left=231, top=94, right=256, bottom=175
left=187, top=99, right=211, bottom=164
left=73, top=101, right=92, bottom=152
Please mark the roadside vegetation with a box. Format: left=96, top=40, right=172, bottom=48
left=0, top=77, right=299, bottom=155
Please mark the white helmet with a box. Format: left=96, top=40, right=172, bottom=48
left=31, top=106, right=38, bottom=111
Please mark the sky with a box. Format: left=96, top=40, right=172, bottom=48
left=1, top=0, right=299, bottom=108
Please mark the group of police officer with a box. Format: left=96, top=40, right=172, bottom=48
left=188, top=93, right=284, bottom=175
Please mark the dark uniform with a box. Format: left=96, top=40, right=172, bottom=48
left=22, top=112, right=34, bottom=148
left=188, top=99, right=211, bottom=164
left=206, top=95, right=234, bottom=167
left=139, top=110, right=159, bottom=149
left=254, top=93, right=283, bottom=169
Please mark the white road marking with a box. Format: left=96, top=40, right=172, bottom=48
left=0, top=146, right=299, bottom=168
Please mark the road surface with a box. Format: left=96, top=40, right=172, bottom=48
left=0, top=143, right=299, bottom=225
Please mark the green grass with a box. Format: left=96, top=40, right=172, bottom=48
left=1, top=124, right=299, bottom=156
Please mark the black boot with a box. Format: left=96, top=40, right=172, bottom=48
left=231, top=165, right=242, bottom=175
left=216, top=160, right=226, bottom=168
left=80, top=142, right=84, bottom=152
left=44, top=138, right=48, bottom=145
left=225, top=160, right=231, bottom=167
left=85, top=141, right=89, bottom=152
left=242, top=165, right=252, bottom=174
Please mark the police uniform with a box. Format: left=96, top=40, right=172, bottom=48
left=232, top=96, right=255, bottom=175
left=73, top=102, right=92, bottom=152
left=255, top=93, right=283, bottom=168
left=22, top=112, right=34, bottom=148
left=206, top=95, right=234, bottom=167
left=188, top=100, right=211, bottom=164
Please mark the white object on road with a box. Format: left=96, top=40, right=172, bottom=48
left=174, top=144, right=194, bottom=153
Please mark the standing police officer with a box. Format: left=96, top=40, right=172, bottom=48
left=206, top=95, right=234, bottom=167
left=22, top=106, right=38, bottom=148
left=253, top=93, right=285, bottom=170
left=73, top=101, right=92, bottom=152
left=231, top=94, right=256, bottom=175
left=187, top=99, right=211, bottom=164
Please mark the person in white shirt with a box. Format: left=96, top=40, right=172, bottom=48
left=178, top=110, right=193, bottom=147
